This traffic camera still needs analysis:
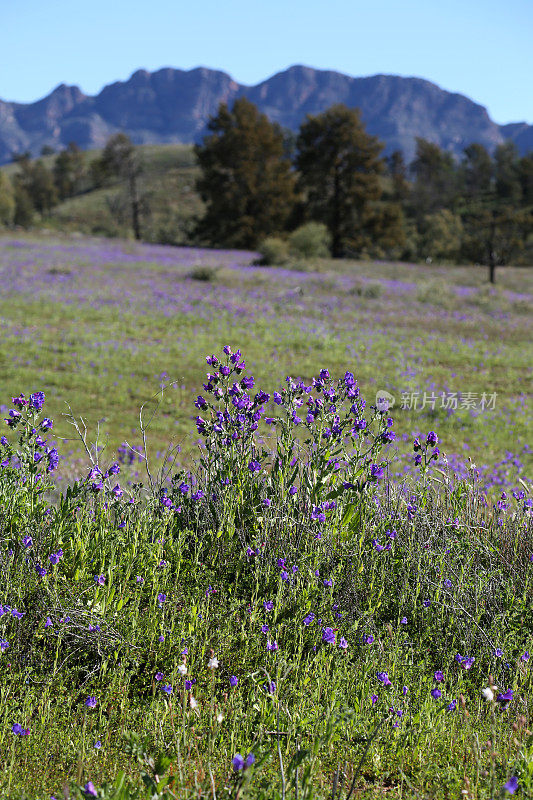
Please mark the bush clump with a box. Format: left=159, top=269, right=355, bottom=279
left=188, top=264, right=220, bottom=281
left=288, top=222, right=331, bottom=259
left=350, top=280, right=383, bottom=298
left=257, top=236, right=289, bottom=265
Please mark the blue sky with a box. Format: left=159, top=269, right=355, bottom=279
left=2, top=0, right=532, bottom=123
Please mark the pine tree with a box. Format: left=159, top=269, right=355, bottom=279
left=0, top=171, right=15, bottom=227
left=295, top=104, right=385, bottom=257
left=387, top=150, right=410, bottom=202
left=13, top=185, right=34, bottom=228
left=195, top=98, right=296, bottom=248
left=14, top=157, right=57, bottom=214
left=461, top=206, right=531, bottom=283
left=460, top=143, right=530, bottom=282
left=494, top=142, right=521, bottom=204
left=410, top=138, right=458, bottom=218
left=460, top=143, right=493, bottom=200
left=96, top=133, right=143, bottom=240
left=517, top=153, right=533, bottom=206
left=53, top=142, right=85, bottom=200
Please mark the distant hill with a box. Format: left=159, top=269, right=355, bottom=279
left=1, top=65, right=532, bottom=164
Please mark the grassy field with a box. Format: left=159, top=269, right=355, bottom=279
left=0, top=233, right=531, bottom=492
left=0, top=234, right=532, bottom=799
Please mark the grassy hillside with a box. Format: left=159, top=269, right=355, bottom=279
left=3, top=144, right=205, bottom=244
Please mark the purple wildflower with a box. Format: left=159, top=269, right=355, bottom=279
left=503, top=777, right=519, bottom=795
left=12, top=723, right=29, bottom=736
left=322, top=627, right=336, bottom=644
left=376, top=672, right=392, bottom=687
left=232, top=753, right=244, bottom=772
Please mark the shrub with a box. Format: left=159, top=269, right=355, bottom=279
left=350, top=281, right=383, bottom=298
left=362, top=281, right=383, bottom=298
left=257, top=236, right=289, bottom=265
left=288, top=222, right=331, bottom=259
left=188, top=264, right=220, bottom=281
left=417, top=279, right=457, bottom=309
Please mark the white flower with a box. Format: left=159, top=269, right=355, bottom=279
left=190, top=696, right=198, bottom=709
left=177, top=664, right=187, bottom=676
left=481, top=687, right=496, bottom=702
left=208, top=656, right=219, bottom=669
left=216, top=713, right=224, bottom=723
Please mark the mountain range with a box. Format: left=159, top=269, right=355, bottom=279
left=1, top=64, right=532, bottom=165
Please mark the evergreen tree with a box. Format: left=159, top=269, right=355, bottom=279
left=461, top=206, right=531, bottom=283
left=11, top=151, right=32, bottom=163
left=0, top=171, right=15, bottom=227
left=53, top=142, right=85, bottom=200
left=410, top=138, right=458, bottom=217
left=459, top=144, right=530, bottom=282
left=386, top=150, right=410, bottom=202
left=460, top=143, right=493, bottom=200
left=295, top=104, right=385, bottom=257
left=494, top=142, right=521, bottom=204
left=517, top=152, right=533, bottom=206
left=15, top=157, right=57, bottom=214
left=96, top=133, right=143, bottom=240
left=195, top=98, right=296, bottom=248
left=365, top=202, right=407, bottom=258
left=13, top=185, right=34, bottom=228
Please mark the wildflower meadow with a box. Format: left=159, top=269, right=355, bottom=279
left=0, top=234, right=532, bottom=798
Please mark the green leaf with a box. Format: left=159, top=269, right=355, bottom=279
left=287, top=748, right=310, bottom=776
left=154, top=753, right=172, bottom=774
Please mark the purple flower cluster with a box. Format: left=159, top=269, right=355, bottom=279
left=12, top=723, right=29, bottom=736
left=117, top=442, right=143, bottom=466
left=195, top=348, right=270, bottom=452
left=2, top=392, right=59, bottom=476
left=232, top=752, right=255, bottom=771
left=455, top=653, right=475, bottom=670
left=413, top=432, right=440, bottom=470
left=0, top=605, right=25, bottom=620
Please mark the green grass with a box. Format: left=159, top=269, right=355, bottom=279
left=0, top=355, right=531, bottom=799
left=0, top=233, right=531, bottom=493
left=0, top=232, right=531, bottom=796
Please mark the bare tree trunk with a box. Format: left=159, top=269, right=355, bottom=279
left=129, top=171, right=141, bottom=241
left=488, top=212, right=496, bottom=284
